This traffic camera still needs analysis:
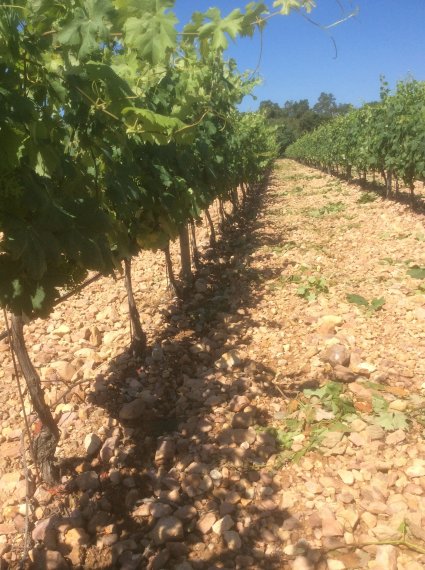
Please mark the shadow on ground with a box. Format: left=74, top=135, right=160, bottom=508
left=29, top=173, right=328, bottom=570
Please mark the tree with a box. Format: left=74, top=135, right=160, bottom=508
left=313, top=92, right=338, bottom=117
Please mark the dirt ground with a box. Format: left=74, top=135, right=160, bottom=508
left=0, top=159, right=425, bottom=570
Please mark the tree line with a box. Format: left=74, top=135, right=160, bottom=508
left=259, top=92, right=353, bottom=154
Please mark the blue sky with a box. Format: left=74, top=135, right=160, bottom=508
left=174, top=1, right=425, bottom=110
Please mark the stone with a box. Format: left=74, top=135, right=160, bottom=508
left=33, top=549, right=69, bottom=570
left=333, top=365, right=359, bottom=383
left=215, top=350, right=243, bottom=370
left=347, top=382, right=373, bottom=401
left=293, top=556, right=312, bottom=570
left=50, top=361, right=76, bottom=381
left=32, top=516, right=60, bottom=547
left=373, top=545, right=397, bottom=570
left=321, top=431, right=344, bottom=449
left=119, top=399, right=146, bottom=421
left=361, top=512, right=377, bottom=528
left=175, top=563, right=193, bottom=570
left=100, top=436, right=119, bottom=463
left=150, top=503, right=173, bottom=518
left=365, top=424, right=385, bottom=441
left=327, top=561, right=345, bottom=570
left=323, top=344, right=350, bottom=367
left=151, top=346, right=164, bottom=362
left=353, top=362, right=376, bottom=376
left=217, top=428, right=257, bottom=446
left=87, top=512, right=113, bottom=534
left=340, top=509, right=359, bottom=531
left=197, top=512, right=217, bottom=534
left=75, top=471, right=99, bottom=491
left=406, top=459, right=425, bottom=478
left=223, top=530, right=242, bottom=550
left=320, top=508, right=344, bottom=537
left=212, top=515, right=234, bottom=535
left=52, top=324, right=70, bottom=336
left=232, top=411, right=255, bottom=429
left=147, top=549, right=170, bottom=570
left=34, top=485, right=53, bottom=506
left=84, top=433, right=102, bottom=456
left=0, top=471, right=22, bottom=501
left=229, top=395, right=250, bottom=412
left=317, top=315, right=344, bottom=335
left=338, top=470, right=355, bottom=485
left=385, top=429, right=406, bottom=445
left=155, top=438, right=175, bottom=465
left=151, top=516, right=183, bottom=545
left=388, top=399, right=408, bottom=412
left=64, top=528, right=90, bottom=548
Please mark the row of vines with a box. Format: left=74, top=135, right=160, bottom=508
left=286, top=80, right=425, bottom=198
left=0, top=0, right=316, bottom=482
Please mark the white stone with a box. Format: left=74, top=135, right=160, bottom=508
left=84, top=433, right=102, bottom=456
left=338, top=470, right=354, bottom=485
left=212, top=515, right=234, bottom=535
left=406, top=459, right=425, bottom=478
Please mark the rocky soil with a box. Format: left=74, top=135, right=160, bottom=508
left=0, top=159, right=425, bottom=570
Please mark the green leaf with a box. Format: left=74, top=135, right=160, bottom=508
left=122, top=107, right=187, bottom=144
left=56, top=0, right=115, bottom=59
left=374, top=411, right=408, bottom=431
left=31, top=285, right=46, bottom=311
left=273, top=0, right=316, bottom=15
left=407, top=267, right=425, bottom=279
left=346, top=293, right=369, bottom=307
left=198, top=8, right=244, bottom=52
left=370, top=297, right=385, bottom=311
left=124, top=9, right=178, bottom=65
left=372, top=394, right=388, bottom=413
left=328, top=421, right=351, bottom=432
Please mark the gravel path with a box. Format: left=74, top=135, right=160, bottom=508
left=0, top=159, right=424, bottom=570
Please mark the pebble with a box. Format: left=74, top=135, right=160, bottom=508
left=323, top=344, right=351, bottom=367
left=212, top=515, right=234, bottom=535
left=84, top=433, right=102, bottom=456
left=320, top=508, right=344, bottom=537
left=197, top=512, right=217, bottom=534
left=151, top=516, right=184, bottom=545
left=223, top=530, right=242, bottom=550
left=75, top=471, right=99, bottom=491
left=406, top=459, right=425, bottom=478
left=119, top=399, right=146, bottom=420
left=333, top=365, right=359, bottom=383
left=389, top=399, right=408, bottom=412
left=373, top=545, right=398, bottom=570
left=385, top=429, right=406, bottom=445
left=338, top=470, right=354, bottom=485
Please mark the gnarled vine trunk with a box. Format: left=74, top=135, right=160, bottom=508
left=190, top=220, right=200, bottom=270
left=204, top=209, right=216, bottom=247
left=11, top=314, right=59, bottom=484
left=179, top=224, right=192, bottom=282
left=124, top=258, right=146, bottom=359
left=163, top=242, right=179, bottom=296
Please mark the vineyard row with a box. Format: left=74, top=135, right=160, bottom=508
left=286, top=80, right=425, bottom=198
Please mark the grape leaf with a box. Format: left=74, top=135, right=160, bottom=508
left=374, top=411, right=408, bottom=431
left=124, top=10, right=178, bottom=65
left=198, top=8, right=244, bottom=52
left=407, top=267, right=425, bottom=279
left=346, top=293, right=369, bottom=307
